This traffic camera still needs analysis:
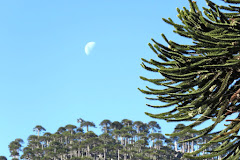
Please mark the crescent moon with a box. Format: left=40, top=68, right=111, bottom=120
left=85, top=42, right=96, bottom=55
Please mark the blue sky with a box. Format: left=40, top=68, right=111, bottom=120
left=0, top=0, right=229, bottom=158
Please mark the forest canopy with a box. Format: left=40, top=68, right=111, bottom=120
left=5, top=119, right=186, bottom=160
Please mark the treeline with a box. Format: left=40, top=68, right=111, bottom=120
left=2, top=119, right=219, bottom=160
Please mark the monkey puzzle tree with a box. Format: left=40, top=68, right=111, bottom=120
left=8, top=138, right=24, bottom=159
left=133, top=121, right=144, bottom=134
left=77, top=118, right=85, bottom=129
left=33, top=125, right=46, bottom=138
left=100, top=119, right=112, bottom=133
left=121, top=119, right=133, bottom=127
left=81, top=121, right=96, bottom=132
left=139, top=0, right=240, bottom=159
left=111, top=121, right=123, bottom=131
left=65, top=124, right=77, bottom=135
left=148, top=121, right=161, bottom=133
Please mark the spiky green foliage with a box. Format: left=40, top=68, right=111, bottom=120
left=139, top=0, right=240, bottom=159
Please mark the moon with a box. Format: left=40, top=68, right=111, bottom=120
left=85, top=42, right=96, bottom=55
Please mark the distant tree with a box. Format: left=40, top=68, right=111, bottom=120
left=148, top=121, right=161, bottom=133
left=15, top=138, right=24, bottom=144
left=43, top=132, right=52, bottom=147
left=82, top=131, right=98, bottom=157
left=112, top=129, right=121, bottom=143
left=65, top=124, right=77, bottom=135
left=62, top=131, right=71, bottom=146
left=91, top=145, right=103, bottom=160
left=121, top=119, right=133, bottom=127
left=28, top=136, right=41, bottom=151
left=114, top=143, right=123, bottom=160
left=99, top=119, right=112, bottom=133
left=138, top=123, right=149, bottom=134
left=76, top=127, right=84, bottom=133
left=81, top=121, right=96, bottom=132
left=57, top=126, right=66, bottom=134
left=133, top=121, right=144, bottom=134
left=8, top=138, right=23, bottom=159
left=33, top=125, right=46, bottom=138
left=77, top=118, right=85, bottom=128
left=111, top=121, right=123, bottom=130
left=99, top=133, right=114, bottom=159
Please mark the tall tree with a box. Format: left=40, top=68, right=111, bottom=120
left=20, top=147, right=34, bottom=159
left=100, top=119, right=112, bottom=133
left=133, top=121, right=144, bottom=134
left=148, top=121, right=161, bottom=133
left=65, top=124, right=77, bottom=135
left=33, top=125, right=46, bottom=138
left=121, top=119, right=133, bottom=127
left=8, top=138, right=23, bottom=159
left=99, top=133, right=114, bottom=160
left=83, top=131, right=98, bottom=157
left=57, top=127, right=66, bottom=134
left=81, top=121, right=96, bottom=132
left=111, top=121, right=123, bottom=130
left=139, top=0, right=240, bottom=159
left=77, top=118, right=85, bottom=129
left=43, top=132, right=52, bottom=147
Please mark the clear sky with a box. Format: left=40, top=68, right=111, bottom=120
left=0, top=0, right=228, bottom=158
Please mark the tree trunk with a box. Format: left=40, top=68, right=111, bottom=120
left=191, top=140, right=194, bottom=152
left=105, top=124, right=107, bottom=133
left=65, top=136, right=68, bottom=145
left=87, top=145, right=90, bottom=157
left=182, top=143, right=185, bottom=153
left=118, top=149, right=120, bottom=160
left=78, top=148, right=80, bottom=157
left=104, top=148, right=106, bottom=160
left=174, top=141, right=178, bottom=152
